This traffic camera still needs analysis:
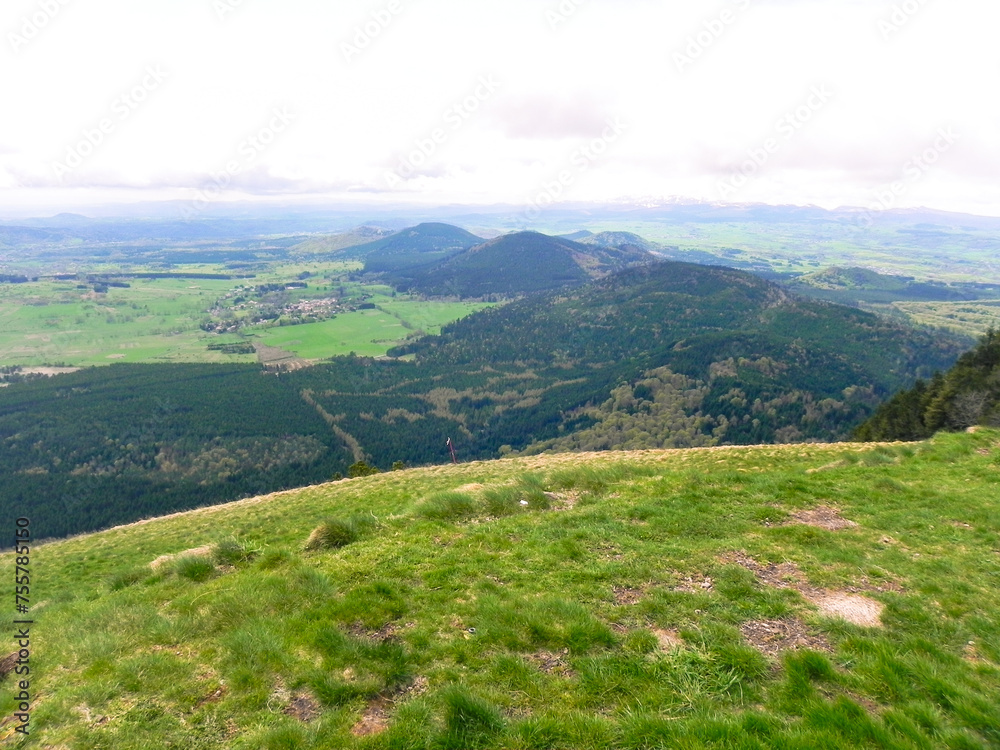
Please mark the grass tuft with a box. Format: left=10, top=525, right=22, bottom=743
left=415, top=491, right=477, bottom=521
left=304, top=518, right=359, bottom=551
left=173, top=554, right=216, bottom=582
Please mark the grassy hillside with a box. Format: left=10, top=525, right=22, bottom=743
left=4, top=430, right=999, bottom=748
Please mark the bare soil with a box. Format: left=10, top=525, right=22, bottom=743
left=653, top=628, right=684, bottom=650
left=351, top=677, right=429, bottom=738
left=283, top=692, right=321, bottom=723
left=526, top=648, right=575, bottom=677
left=787, top=506, right=858, bottom=531
left=674, top=574, right=714, bottom=593
left=724, top=552, right=886, bottom=628
left=740, top=618, right=833, bottom=658
left=612, top=586, right=643, bottom=605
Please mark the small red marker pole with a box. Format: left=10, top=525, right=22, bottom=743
left=447, top=437, right=458, bottom=464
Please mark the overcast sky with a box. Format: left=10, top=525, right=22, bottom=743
left=1, top=0, right=998, bottom=217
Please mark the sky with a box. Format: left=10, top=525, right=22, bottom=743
left=1, top=0, right=998, bottom=218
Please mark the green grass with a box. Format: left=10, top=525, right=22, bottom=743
left=257, top=309, right=409, bottom=359
left=0, top=275, right=491, bottom=366
left=0, top=277, right=248, bottom=366
left=257, top=300, right=492, bottom=360
left=5, top=431, right=1000, bottom=748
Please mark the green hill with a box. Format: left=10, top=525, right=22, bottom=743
left=5, top=430, right=999, bottom=748
left=580, top=231, right=663, bottom=254
left=385, top=231, right=653, bottom=298
left=350, top=224, right=485, bottom=274
left=289, top=226, right=397, bottom=257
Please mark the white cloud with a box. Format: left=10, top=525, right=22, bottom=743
left=0, top=0, right=997, bottom=215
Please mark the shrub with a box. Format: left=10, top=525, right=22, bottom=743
left=348, top=461, right=380, bottom=478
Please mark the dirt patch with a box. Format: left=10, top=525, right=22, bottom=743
left=195, top=686, right=227, bottom=709
left=352, top=696, right=391, bottom=737
left=653, top=628, right=683, bottom=650
left=149, top=545, right=214, bottom=571
left=613, top=586, right=643, bottom=606
left=787, top=506, right=858, bottom=531
left=526, top=648, right=575, bottom=677
left=722, top=552, right=803, bottom=589
left=724, top=552, right=886, bottom=628
left=740, top=619, right=832, bottom=658
left=674, top=574, right=714, bottom=593
left=812, top=592, right=884, bottom=628
left=350, top=677, right=428, bottom=738
left=283, top=692, right=321, bottom=723
left=348, top=622, right=400, bottom=642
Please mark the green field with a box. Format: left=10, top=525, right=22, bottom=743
left=0, top=272, right=491, bottom=366
left=257, top=300, right=492, bottom=360
left=6, top=430, right=1000, bottom=748
left=0, top=278, right=251, bottom=366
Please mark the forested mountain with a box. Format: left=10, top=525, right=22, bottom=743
left=384, top=231, right=654, bottom=297
left=0, top=261, right=966, bottom=540
left=855, top=329, right=1000, bottom=441
left=345, top=222, right=485, bottom=272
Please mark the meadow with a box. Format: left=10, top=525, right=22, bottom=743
left=258, top=298, right=492, bottom=360
left=4, top=429, right=998, bottom=749
left=0, top=270, right=490, bottom=366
